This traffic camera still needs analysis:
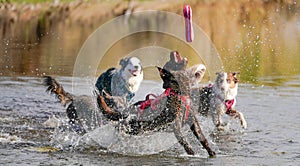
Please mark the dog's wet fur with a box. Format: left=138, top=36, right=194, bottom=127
left=98, top=67, right=216, bottom=157
left=96, top=57, right=143, bottom=98
left=44, top=76, right=103, bottom=133
left=44, top=57, right=143, bottom=132
left=197, top=72, right=247, bottom=129
left=163, top=51, right=188, bottom=71
left=95, top=57, right=143, bottom=121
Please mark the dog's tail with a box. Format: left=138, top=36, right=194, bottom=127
left=44, top=76, right=73, bottom=106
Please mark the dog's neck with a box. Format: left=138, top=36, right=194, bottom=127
left=226, top=83, right=238, bottom=100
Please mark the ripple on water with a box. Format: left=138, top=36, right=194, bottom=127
left=0, top=76, right=299, bottom=165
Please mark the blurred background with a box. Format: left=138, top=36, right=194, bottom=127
left=1, top=0, right=300, bottom=85
left=0, top=1, right=300, bottom=165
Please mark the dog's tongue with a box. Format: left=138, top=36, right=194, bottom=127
left=130, top=69, right=139, bottom=76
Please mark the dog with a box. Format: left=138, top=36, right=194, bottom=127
left=98, top=67, right=216, bottom=157
left=164, top=50, right=206, bottom=88
left=44, top=57, right=143, bottom=132
left=95, top=57, right=143, bottom=121
left=44, top=76, right=102, bottom=134
left=197, top=72, right=247, bottom=129
left=163, top=51, right=188, bottom=71
left=97, top=52, right=206, bottom=121
left=95, top=57, right=143, bottom=101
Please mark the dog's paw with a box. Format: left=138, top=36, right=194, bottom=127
left=239, top=112, right=247, bottom=129
left=217, top=125, right=225, bottom=131
left=209, top=150, right=216, bottom=157
left=241, top=119, right=247, bottom=129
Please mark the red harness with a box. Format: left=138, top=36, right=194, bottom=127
left=204, top=84, right=235, bottom=114
left=138, top=88, right=191, bottom=122
left=225, top=98, right=235, bottom=114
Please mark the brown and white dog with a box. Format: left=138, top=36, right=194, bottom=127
left=197, top=72, right=247, bottom=130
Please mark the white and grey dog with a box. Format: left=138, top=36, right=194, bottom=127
left=95, top=57, right=144, bottom=121
left=44, top=57, right=144, bottom=133
left=197, top=72, right=247, bottom=130
left=95, top=57, right=143, bottom=100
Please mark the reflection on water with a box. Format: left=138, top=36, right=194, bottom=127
left=0, top=1, right=300, bottom=85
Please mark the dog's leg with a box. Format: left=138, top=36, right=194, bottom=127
left=190, top=115, right=216, bottom=157
left=237, top=111, right=247, bottom=129
left=228, top=110, right=247, bottom=129
left=173, top=115, right=195, bottom=155
left=66, top=102, right=77, bottom=124
left=212, top=104, right=225, bottom=130
left=211, top=106, right=221, bottom=128
left=97, top=95, right=122, bottom=121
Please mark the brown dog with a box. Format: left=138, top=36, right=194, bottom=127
left=99, top=67, right=216, bottom=157
left=197, top=72, right=247, bottom=129
left=163, top=51, right=188, bottom=71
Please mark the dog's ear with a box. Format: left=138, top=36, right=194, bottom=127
left=232, top=72, right=240, bottom=83
left=120, top=57, right=130, bottom=68
left=157, top=66, right=172, bottom=79
left=232, top=72, right=240, bottom=76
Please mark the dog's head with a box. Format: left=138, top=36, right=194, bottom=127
left=214, top=72, right=240, bottom=92
left=163, top=51, right=188, bottom=71
left=226, top=72, right=239, bottom=89
left=157, top=67, right=191, bottom=95
left=120, top=57, right=143, bottom=80
left=187, top=64, right=206, bottom=87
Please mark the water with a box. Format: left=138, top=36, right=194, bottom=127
left=0, top=76, right=299, bottom=165
left=1, top=1, right=300, bottom=165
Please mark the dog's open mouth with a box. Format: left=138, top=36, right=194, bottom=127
left=129, top=69, right=140, bottom=76
left=195, top=72, right=201, bottom=79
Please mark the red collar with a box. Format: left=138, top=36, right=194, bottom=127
left=138, top=88, right=191, bottom=122
left=206, top=84, right=233, bottom=111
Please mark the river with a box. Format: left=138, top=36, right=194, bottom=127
left=0, top=0, right=300, bottom=165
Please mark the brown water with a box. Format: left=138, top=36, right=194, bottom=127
left=0, top=1, right=300, bottom=165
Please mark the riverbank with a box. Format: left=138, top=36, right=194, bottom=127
left=0, top=0, right=299, bottom=83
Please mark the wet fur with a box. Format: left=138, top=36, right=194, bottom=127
left=44, top=76, right=102, bottom=133
left=197, top=72, right=247, bottom=129
left=96, top=57, right=143, bottom=121
left=98, top=67, right=216, bottom=157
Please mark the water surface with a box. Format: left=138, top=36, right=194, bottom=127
left=0, top=77, right=299, bottom=165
